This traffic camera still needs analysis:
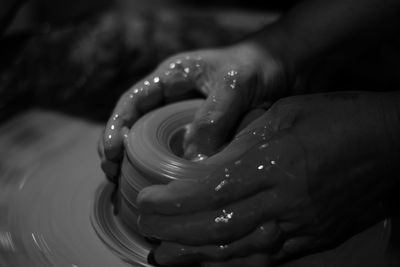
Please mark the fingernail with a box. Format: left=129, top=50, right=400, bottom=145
left=147, top=250, right=161, bottom=266
left=145, top=237, right=161, bottom=245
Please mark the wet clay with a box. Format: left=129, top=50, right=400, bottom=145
left=119, top=100, right=393, bottom=267
left=0, top=106, right=394, bottom=267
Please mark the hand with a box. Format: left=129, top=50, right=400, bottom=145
left=137, top=91, right=400, bottom=266
left=99, top=41, right=294, bottom=181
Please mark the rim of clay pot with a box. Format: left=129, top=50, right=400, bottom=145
left=124, top=99, right=211, bottom=184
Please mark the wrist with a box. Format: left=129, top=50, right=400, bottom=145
left=235, top=22, right=312, bottom=99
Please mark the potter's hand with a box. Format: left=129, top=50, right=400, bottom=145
left=137, top=91, right=400, bottom=266
left=99, top=42, right=293, bottom=181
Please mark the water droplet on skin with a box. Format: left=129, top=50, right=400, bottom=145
left=227, top=70, right=238, bottom=76
left=169, top=63, right=176, bottom=69
left=215, top=180, right=227, bottom=191
left=223, top=168, right=231, bottom=178
left=108, top=135, right=112, bottom=139
left=258, top=165, right=264, bottom=170
left=184, top=67, right=190, bottom=74
left=210, top=119, right=215, bottom=124
left=129, top=93, right=134, bottom=98
left=153, top=77, right=160, bottom=83
left=113, top=114, right=119, bottom=120
left=110, top=125, right=115, bottom=130
left=259, top=143, right=268, bottom=150
left=195, top=63, right=201, bottom=68
left=144, top=80, right=150, bottom=86
left=133, top=88, right=139, bottom=94
left=234, top=160, right=242, bottom=166
left=176, top=59, right=182, bottom=64
left=192, top=154, right=208, bottom=162
left=215, top=209, right=234, bottom=223
left=219, top=245, right=228, bottom=250
left=271, top=160, right=276, bottom=165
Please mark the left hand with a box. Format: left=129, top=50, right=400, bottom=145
left=137, top=91, right=400, bottom=266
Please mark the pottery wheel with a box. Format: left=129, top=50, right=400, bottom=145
left=0, top=105, right=396, bottom=267
left=0, top=110, right=149, bottom=266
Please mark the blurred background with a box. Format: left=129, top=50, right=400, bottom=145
left=0, top=1, right=400, bottom=266
left=0, top=0, right=287, bottom=123
left=1, top=0, right=400, bottom=125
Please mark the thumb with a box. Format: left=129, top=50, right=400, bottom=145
left=205, top=109, right=268, bottom=165
left=183, top=90, right=245, bottom=161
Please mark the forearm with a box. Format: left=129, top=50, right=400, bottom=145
left=278, top=0, right=399, bottom=65
left=244, top=0, right=400, bottom=96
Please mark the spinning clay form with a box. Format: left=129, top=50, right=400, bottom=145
left=0, top=102, right=394, bottom=267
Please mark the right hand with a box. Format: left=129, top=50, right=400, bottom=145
left=98, top=41, right=296, bottom=181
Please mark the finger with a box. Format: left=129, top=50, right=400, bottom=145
left=98, top=130, right=120, bottom=181
left=235, top=108, right=266, bottom=135
left=159, top=55, right=205, bottom=102
left=102, top=54, right=205, bottom=168
left=203, top=253, right=272, bottom=267
left=150, top=221, right=281, bottom=266
left=183, top=68, right=248, bottom=159
left=103, top=78, right=163, bottom=161
left=138, top=190, right=283, bottom=245
left=137, top=138, right=278, bottom=215
left=205, top=109, right=276, bottom=165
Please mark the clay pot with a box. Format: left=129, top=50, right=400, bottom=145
left=118, top=99, right=210, bottom=230
left=117, top=99, right=393, bottom=267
